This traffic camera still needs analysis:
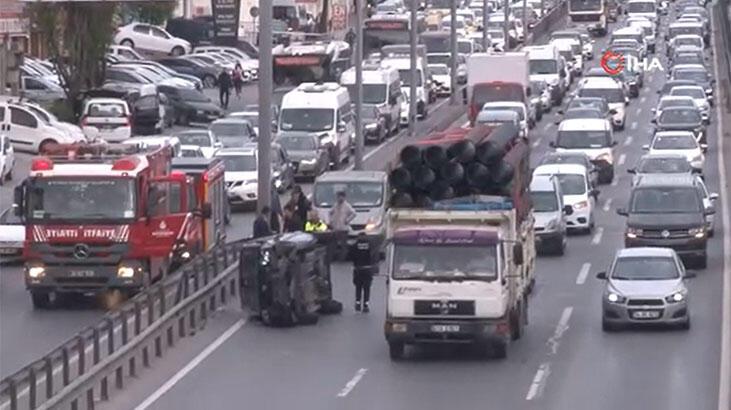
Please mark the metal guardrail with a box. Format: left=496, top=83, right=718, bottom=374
left=0, top=240, right=247, bottom=410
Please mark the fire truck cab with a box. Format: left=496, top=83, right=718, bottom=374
left=13, top=143, right=212, bottom=308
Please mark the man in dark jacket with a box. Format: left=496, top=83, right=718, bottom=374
left=253, top=206, right=272, bottom=238
left=289, top=185, right=311, bottom=231
left=349, top=233, right=377, bottom=312
left=270, top=185, right=283, bottom=233
left=217, top=68, right=232, bottom=109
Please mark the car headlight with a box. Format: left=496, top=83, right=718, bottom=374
left=197, top=110, right=204, bottom=114
left=117, top=266, right=136, bottom=278
left=389, top=322, right=408, bottom=333
left=545, top=218, right=559, bottom=231
left=607, top=292, right=626, bottom=304
left=573, top=200, right=589, bottom=210
left=274, top=179, right=282, bottom=188
left=365, top=216, right=383, bottom=231
left=365, top=123, right=378, bottom=130
left=688, top=227, right=705, bottom=238
left=319, top=133, right=334, bottom=145
left=300, top=158, right=317, bottom=165
left=626, top=227, right=643, bottom=239
left=27, top=266, right=45, bottom=278
left=664, top=292, right=685, bottom=303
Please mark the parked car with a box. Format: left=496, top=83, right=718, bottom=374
left=114, top=22, right=192, bottom=56
left=0, top=101, right=85, bottom=153
left=158, top=57, right=219, bottom=88
left=0, top=207, right=24, bottom=259
left=158, top=85, right=222, bottom=125
left=80, top=97, right=133, bottom=143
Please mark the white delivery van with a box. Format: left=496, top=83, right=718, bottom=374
left=576, top=77, right=629, bottom=130
left=530, top=174, right=569, bottom=255
left=340, top=63, right=403, bottom=135
left=381, top=56, right=430, bottom=118
left=524, top=45, right=569, bottom=105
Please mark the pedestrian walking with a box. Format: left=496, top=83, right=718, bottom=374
left=350, top=233, right=377, bottom=312
left=217, top=68, right=232, bottom=109
left=289, top=185, right=311, bottom=231
left=270, top=185, right=283, bottom=233
left=253, top=206, right=273, bottom=238
left=232, top=64, right=244, bottom=99
left=345, top=27, right=356, bottom=48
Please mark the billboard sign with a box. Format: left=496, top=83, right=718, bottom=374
left=211, top=0, right=240, bottom=42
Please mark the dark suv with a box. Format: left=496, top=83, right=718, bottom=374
left=617, top=174, right=712, bottom=268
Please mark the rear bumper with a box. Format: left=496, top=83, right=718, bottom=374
left=385, top=318, right=508, bottom=345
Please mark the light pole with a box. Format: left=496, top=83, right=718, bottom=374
left=450, top=0, right=458, bottom=105
left=354, top=0, right=364, bottom=169
left=408, top=0, right=418, bottom=136
left=257, top=0, right=273, bottom=212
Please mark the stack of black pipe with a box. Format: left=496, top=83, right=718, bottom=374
left=389, top=123, right=531, bottom=220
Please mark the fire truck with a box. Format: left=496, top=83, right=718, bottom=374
left=13, top=143, right=214, bottom=308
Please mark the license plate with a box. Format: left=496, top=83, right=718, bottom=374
left=0, top=248, right=18, bottom=255
left=632, top=311, right=660, bottom=319
left=69, top=270, right=95, bottom=278
left=430, top=324, right=460, bottom=333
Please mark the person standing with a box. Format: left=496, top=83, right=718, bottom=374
left=270, top=184, right=283, bottom=233
left=283, top=204, right=304, bottom=232
left=253, top=206, right=273, bottom=238
left=350, top=233, right=377, bottom=312
left=304, top=209, right=328, bottom=232
left=289, top=185, right=311, bottom=231
left=217, top=68, right=232, bottom=109
left=232, top=64, right=244, bottom=99
left=328, top=191, right=356, bottom=231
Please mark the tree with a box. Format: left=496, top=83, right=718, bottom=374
left=122, top=2, right=176, bottom=26
left=28, top=2, right=116, bottom=120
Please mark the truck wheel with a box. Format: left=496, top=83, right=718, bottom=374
left=695, top=254, right=707, bottom=269
left=555, top=237, right=565, bottom=255
left=602, top=318, right=619, bottom=332
left=31, top=291, right=52, bottom=309
left=389, top=342, right=405, bottom=360
left=492, top=340, right=508, bottom=359
left=510, top=308, right=523, bottom=341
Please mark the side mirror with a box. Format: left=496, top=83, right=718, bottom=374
left=337, top=122, right=347, bottom=133
left=213, top=141, right=223, bottom=149
left=462, top=88, right=468, bottom=104
left=650, top=118, right=657, bottom=124
left=596, top=271, right=607, bottom=280
left=609, top=109, right=618, bottom=115
left=642, top=144, right=650, bottom=150
left=559, top=70, right=566, bottom=78
left=625, top=97, right=630, bottom=104
left=513, top=243, right=524, bottom=265
left=684, top=270, right=697, bottom=278
left=701, top=143, right=708, bottom=153
left=627, top=168, right=636, bottom=174
left=563, top=204, right=574, bottom=215
left=271, top=121, right=278, bottom=133
left=548, top=141, right=556, bottom=148
left=557, top=109, right=564, bottom=114
left=651, top=108, right=656, bottom=113
left=611, top=140, right=618, bottom=147
left=704, top=206, right=716, bottom=215
left=616, top=208, right=629, bottom=216
left=13, top=185, right=24, bottom=217
left=709, top=192, right=719, bottom=201
left=200, top=202, right=213, bottom=219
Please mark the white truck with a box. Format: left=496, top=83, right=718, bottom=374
left=384, top=197, right=536, bottom=360
left=465, top=52, right=530, bottom=125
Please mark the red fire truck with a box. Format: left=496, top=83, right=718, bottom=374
left=13, top=143, right=213, bottom=308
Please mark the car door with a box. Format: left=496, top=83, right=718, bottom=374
left=132, top=24, right=152, bottom=50
left=278, top=146, right=294, bottom=186
left=150, top=26, right=171, bottom=53
left=7, top=106, right=41, bottom=151
left=22, top=77, right=50, bottom=101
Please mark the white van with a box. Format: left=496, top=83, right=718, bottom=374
left=576, top=77, right=628, bottom=129
left=611, top=26, right=647, bottom=55
left=0, top=101, right=86, bottom=153
left=552, top=118, right=617, bottom=183
left=533, top=163, right=597, bottom=234
left=627, top=17, right=657, bottom=53
left=340, top=64, right=403, bottom=135
left=530, top=174, right=569, bottom=255
left=524, top=45, right=569, bottom=105
left=278, top=83, right=354, bottom=168
left=625, top=0, right=658, bottom=24
left=381, top=56, right=429, bottom=118
left=550, top=38, right=583, bottom=76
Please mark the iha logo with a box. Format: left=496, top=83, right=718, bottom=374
left=600, top=50, right=625, bottom=75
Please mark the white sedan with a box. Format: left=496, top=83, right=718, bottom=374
left=643, top=131, right=706, bottom=170
left=0, top=207, right=24, bottom=259
left=114, top=22, right=191, bottom=56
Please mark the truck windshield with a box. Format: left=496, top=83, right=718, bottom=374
left=555, top=174, right=587, bottom=195
left=177, top=132, right=212, bottom=146
left=314, top=181, right=383, bottom=207
left=569, top=0, right=603, bottom=12
left=345, top=84, right=387, bottom=104
left=280, top=108, right=334, bottom=132
left=473, top=83, right=525, bottom=106
left=393, top=245, right=498, bottom=280
left=530, top=59, right=558, bottom=75
left=556, top=130, right=610, bottom=148
left=627, top=2, right=655, bottom=12
left=26, top=178, right=136, bottom=220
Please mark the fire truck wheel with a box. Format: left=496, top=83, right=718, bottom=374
left=30, top=291, right=52, bottom=309
left=510, top=306, right=523, bottom=341
left=388, top=342, right=405, bottom=360
left=297, top=312, right=319, bottom=325
left=318, top=299, right=343, bottom=315
left=491, top=340, right=508, bottom=359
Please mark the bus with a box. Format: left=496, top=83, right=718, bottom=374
left=568, top=0, right=608, bottom=36
left=363, top=13, right=425, bottom=57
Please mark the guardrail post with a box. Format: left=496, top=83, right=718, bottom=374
left=147, top=291, right=155, bottom=326
left=62, top=346, right=70, bottom=386
left=29, top=367, right=37, bottom=409
left=77, top=335, right=85, bottom=376
left=44, top=357, right=53, bottom=399
left=100, top=375, right=109, bottom=401
left=71, top=398, right=78, bottom=410
left=86, top=388, right=95, bottom=410
left=193, top=268, right=200, bottom=293
left=167, top=324, right=175, bottom=348
left=134, top=301, right=142, bottom=336
left=129, top=355, right=137, bottom=378
left=106, top=318, right=115, bottom=355
left=115, top=366, right=123, bottom=390
left=159, top=286, right=166, bottom=316
left=143, top=345, right=150, bottom=368
left=8, top=379, right=17, bottom=410
left=189, top=307, right=197, bottom=334
left=202, top=258, right=209, bottom=286
left=155, top=334, right=163, bottom=358
left=222, top=246, right=229, bottom=267
left=121, top=309, right=129, bottom=345
left=93, top=328, right=100, bottom=365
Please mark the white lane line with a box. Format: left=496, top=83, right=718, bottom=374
left=611, top=177, right=619, bottom=187
left=591, top=227, right=604, bottom=245
left=134, top=319, right=246, bottom=410
left=525, top=363, right=551, bottom=401
left=711, top=19, right=731, bottom=409
left=548, top=307, right=574, bottom=355
left=624, top=136, right=633, bottom=146
left=640, top=96, right=646, bottom=104
left=543, top=122, right=552, bottom=131
left=532, top=137, right=543, bottom=148
left=337, top=368, right=368, bottom=398
left=602, top=198, right=613, bottom=212
left=462, top=120, right=470, bottom=128
left=637, top=108, right=643, bottom=115
left=576, top=263, right=591, bottom=285
left=525, top=306, right=573, bottom=401
left=630, top=122, right=638, bottom=130
left=617, top=153, right=626, bottom=166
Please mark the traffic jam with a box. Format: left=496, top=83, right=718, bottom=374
left=0, top=0, right=725, bottom=366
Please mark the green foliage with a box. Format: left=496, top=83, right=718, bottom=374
left=125, top=2, right=177, bottom=26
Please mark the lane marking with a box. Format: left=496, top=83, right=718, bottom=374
left=637, top=108, right=643, bottom=115
left=640, top=96, right=646, bottom=104
left=543, top=123, right=552, bottom=131
left=134, top=319, right=246, bottom=410
left=591, top=227, right=604, bottom=245
left=630, top=122, right=638, bottom=130
left=525, top=363, right=551, bottom=401
left=576, top=263, right=591, bottom=285
left=617, top=153, right=626, bottom=166
left=711, top=14, right=731, bottom=409
left=337, top=368, right=368, bottom=397
left=611, top=178, right=619, bottom=187
left=624, top=136, right=633, bottom=146
left=602, top=198, right=613, bottom=212
left=532, top=137, right=543, bottom=148
left=525, top=306, right=573, bottom=401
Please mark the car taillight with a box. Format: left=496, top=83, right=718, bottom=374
left=80, top=116, right=88, bottom=126
left=469, top=104, right=478, bottom=122
left=123, top=116, right=132, bottom=126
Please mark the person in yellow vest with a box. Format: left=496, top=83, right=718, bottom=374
left=304, top=209, right=328, bottom=232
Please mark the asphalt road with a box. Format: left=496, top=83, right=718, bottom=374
left=87, top=12, right=731, bottom=410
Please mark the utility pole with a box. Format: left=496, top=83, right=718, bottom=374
left=354, top=0, right=364, bottom=169
left=257, top=0, right=273, bottom=212
left=482, top=0, right=490, bottom=51
left=503, top=0, right=510, bottom=50
left=522, top=0, right=528, bottom=45
left=450, top=0, right=458, bottom=105
left=408, top=0, right=417, bottom=136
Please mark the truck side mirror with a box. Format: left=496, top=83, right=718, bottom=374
left=462, top=88, right=468, bottom=104
left=596, top=271, right=607, bottom=279
left=337, top=122, right=347, bottom=133
left=13, top=185, right=24, bottom=217
left=616, top=207, right=628, bottom=216
left=512, top=243, right=524, bottom=265
left=200, top=202, right=213, bottom=219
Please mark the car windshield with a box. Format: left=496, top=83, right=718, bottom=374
left=653, top=135, right=697, bottom=149
left=210, top=122, right=248, bottom=137
left=541, top=153, right=589, bottom=167
left=361, top=109, right=379, bottom=120
left=529, top=59, right=558, bottom=75
left=630, top=187, right=701, bottom=213
left=674, top=55, right=703, bottom=65
left=345, top=84, right=387, bottom=104
left=181, top=148, right=203, bottom=157
left=556, top=130, right=610, bottom=148
left=483, top=105, right=524, bottom=120
left=279, top=108, right=333, bottom=132
left=232, top=113, right=259, bottom=127
left=564, top=109, right=604, bottom=119
left=178, top=89, right=210, bottom=102
left=430, top=65, right=449, bottom=75
left=176, top=132, right=212, bottom=146
left=556, top=173, right=587, bottom=195
left=568, top=99, right=606, bottom=111
left=314, top=181, right=384, bottom=207
left=532, top=191, right=559, bottom=212
left=458, top=42, right=472, bottom=54
left=26, top=178, right=136, bottom=220
left=659, top=109, right=701, bottom=124
left=674, top=69, right=708, bottom=83
left=674, top=36, right=703, bottom=47
left=670, top=87, right=706, bottom=99
left=220, top=154, right=257, bottom=172
left=279, top=135, right=317, bottom=151
left=427, top=54, right=450, bottom=65
left=611, top=257, right=680, bottom=280
left=659, top=98, right=696, bottom=109
left=397, top=69, right=423, bottom=87
left=86, top=102, right=126, bottom=118
left=638, top=157, right=691, bottom=173
left=392, top=245, right=498, bottom=280
left=578, top=88, right=624, bottom=103
left=627, top=2, right=656, bottom=12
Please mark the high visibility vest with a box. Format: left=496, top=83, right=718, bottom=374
left=304, top=221, right=328, bottom=232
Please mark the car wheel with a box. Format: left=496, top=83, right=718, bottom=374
left=555, top=237, right=565, bottom=255
left=203, top=75, right=216, bottom=88
left=120, top=39, right=135, bottom=48
left=602, top=318, right=618, bottom=332
left=171, top=46, right=185, bottom=56
left=695, top=254, right=707, bottom=269
left=31, top=291, right=52, bottom=309
left=491, top=340, right=508, bottom=359
left=5, top=169, right=12, bottom=181
left=389, top=342, right=405, bottom=360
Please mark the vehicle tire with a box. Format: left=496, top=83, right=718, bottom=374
left=555, top=237, right=565, bottom=256
left=492, top=340, right=508, bottom=359
left=120, top=39, right=135, bottom=48
left=599, top=168, right=614, bottom=184
left=602, top=318, right=618, bottom=332
left=695, top=254, right=707, bottom=269
left=5, top=169, right=11, bottom=181
left=203, top=75, right=216, bottom=88
left=680, top=316, right=691, bottom=330
left=31, top=291, right=52, bottom=309
left=708, top=228, right=715, bottom=238
left=297, top=312, right=319, bottom=325
left=510, top=307, right=522, bottom=340
left=38, top=139, right=57, bottom=154
left=388, top=341, right=405, bottom=360
left=171, top=46, right=185, bottom=56
left=318, top=299, right=343, bottom=315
